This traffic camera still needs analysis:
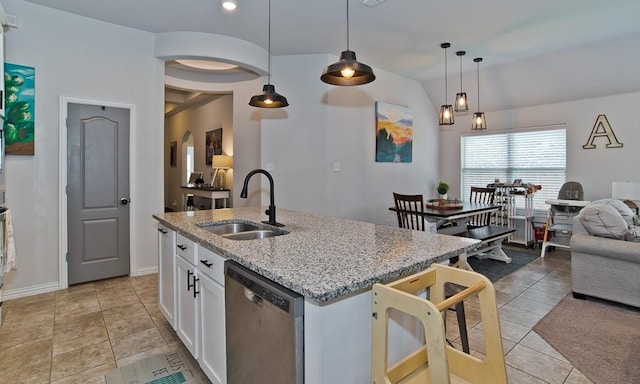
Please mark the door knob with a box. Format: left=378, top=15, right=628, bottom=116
left=120, top=197, right=131, bottom=205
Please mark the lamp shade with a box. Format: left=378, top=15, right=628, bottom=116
left=612, top=181, right=640, bottom=200
left=321, top=50, right=376, bottom=86
left=213, top=155, right=233, bottom=169
left=249, top=84, right=289, bottom=108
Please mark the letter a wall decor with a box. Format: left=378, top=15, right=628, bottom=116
left=583, top=114, right=623, bottom=149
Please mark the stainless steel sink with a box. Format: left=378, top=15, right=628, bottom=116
left=197, top=220, right=288, bottom=240
left=198, top=221, right=260, bottom=235
left=221, top=229, right=285, bottom=241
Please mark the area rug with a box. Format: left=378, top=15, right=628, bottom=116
left=467, top=247, right=539, bottom=282
left=105, top=350, right=208, bottom=384
left=533, top=294, right=640, bottom=384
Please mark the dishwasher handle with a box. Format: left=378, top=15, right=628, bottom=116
left=244, top=288, right=263, bottom=306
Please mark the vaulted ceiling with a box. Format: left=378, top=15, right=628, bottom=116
left=25, top=0, right=640, bottom=111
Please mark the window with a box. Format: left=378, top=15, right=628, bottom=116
left=461, top=126, right=566, bottom=211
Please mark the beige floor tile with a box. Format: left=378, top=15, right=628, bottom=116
left=50, top=340, right=115, bottom=382
left=498, top=306, right=543, bottom=328
left=102, top=301, right=148, bottom=325
left=519, top=286, right=567, bottom=306
left=563, top=367, right=594, bottom=384
left=0, top=338, right=53, bottom=383
left=505, top=365, right=547, bottom=384
left=50, top=361, right=117, bottom=384
left=519, top=331, right=568, bottom=363
left=505, top=344, right=572, bottom=384
left=0, top=311, right=54, bottom=348
left=53, top=312, right=109, bottom=356
left=464, top=326, right=516, bottom=356
left=111, top=327, right=168, bottom=360
left=116, top=344, right=173, bottom=368
left=54, top=297, right=102, bottom=322
left=97, top=292, right=142, bottom=310
left=502, top=295, right=555, bottom=317
left=106, top=311, right=156, bottom=340
left=498, top=318, right=530, bottom=343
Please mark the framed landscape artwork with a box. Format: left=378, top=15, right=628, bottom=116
left=4, top=63, right=36, bottom=155
left=375, top=101, right=413, bottom=162
left=205, top=128, right=222, bottom=165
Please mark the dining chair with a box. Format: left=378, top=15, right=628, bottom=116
left=393, top=192, right=427, bottom=231
left=468, top=187, right=496, bottom=228
left=392, top=192, right=470, bottom=353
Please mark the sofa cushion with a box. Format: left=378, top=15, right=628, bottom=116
left=593, top=198, right=635, bottom=225
left=579, top=201, right=629, bottom=239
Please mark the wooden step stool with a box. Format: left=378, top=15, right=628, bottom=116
left=371, top=264, right=507, bottom=384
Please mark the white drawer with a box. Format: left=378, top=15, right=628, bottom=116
left=176, top=233, right=198, bottom=265
left=198, top=247, right=226, bottom=286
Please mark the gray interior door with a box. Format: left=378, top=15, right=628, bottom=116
left=67, top=103, right=130, bottom=285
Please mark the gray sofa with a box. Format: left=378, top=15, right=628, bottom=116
left=571, top=212, right=640, bottom=308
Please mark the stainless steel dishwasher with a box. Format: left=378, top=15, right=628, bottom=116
left=225, top=261, right=304, bottom=384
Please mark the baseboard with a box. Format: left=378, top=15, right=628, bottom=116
left=2, top=281, right=59, bottom=301
left=135, top=266, right=158, bottom=276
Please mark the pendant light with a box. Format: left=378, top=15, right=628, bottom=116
left=438, top=43, right=454, bottom=125
left=471, top=57, right=487, bottom=130
left=320, top=0, right=375, bottom=86
left=454, top=51, right=469, bottom=112
left=249, top=0, right=289, bottom=108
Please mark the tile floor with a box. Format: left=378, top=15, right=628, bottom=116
left=0, top=247, right=594, bottom=383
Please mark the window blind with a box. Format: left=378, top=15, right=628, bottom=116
left=460, top=127, right=566, bottom=211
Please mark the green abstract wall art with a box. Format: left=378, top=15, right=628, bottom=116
left=4, top=63, right=35, bottom=155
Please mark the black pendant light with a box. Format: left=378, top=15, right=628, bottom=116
left=454, top=50, right=469, bottom=112
left=320, top=0, right=375, bottom=86
left=471, top=57, right=487, bottom=130
left=439, top=43, right=454, bottom=125
left=249, top=0, right=289, bottom=108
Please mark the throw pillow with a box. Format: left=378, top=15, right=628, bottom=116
left=579, top=201, right=629, bottom=239
left=592, top=198, right=635, bottom=225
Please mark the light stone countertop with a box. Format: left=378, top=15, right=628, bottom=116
left=153, top=207, right=479, bottom=303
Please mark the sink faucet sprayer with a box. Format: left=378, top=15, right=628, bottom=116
left=240, top=169, right=284, bottom=227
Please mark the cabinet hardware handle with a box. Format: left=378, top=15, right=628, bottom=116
left=158, top=228, right=167, bottom=234
left=187, top=269, right=194, bottom=291
left=200, top=259, right=213, bottom=268
left=177, top=244, right=187, bottom=250
left=193, top=277, right=200, bottom=298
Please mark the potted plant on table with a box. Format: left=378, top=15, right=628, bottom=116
left=437, top=181, right=449, bottom=205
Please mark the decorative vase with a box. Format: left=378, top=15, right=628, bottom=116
left=439, top=194, right=447, bottom=205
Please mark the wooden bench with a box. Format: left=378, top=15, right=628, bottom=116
left=451, top=226, right=516, bottom=271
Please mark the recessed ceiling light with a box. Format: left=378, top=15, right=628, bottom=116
left=175, top=59, right=238, bottom=71
left=221, top=0, right=238, bottom=11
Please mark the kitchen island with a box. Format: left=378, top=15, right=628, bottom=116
left=154, top=207, right=478, bottom=383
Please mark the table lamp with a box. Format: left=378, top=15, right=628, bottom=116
left=212, top=155, right=233, bottom=190
left=612, top=181, right=640, bottom=214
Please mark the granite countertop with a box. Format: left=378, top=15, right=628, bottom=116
left=153, top=207, right=479, bottom=303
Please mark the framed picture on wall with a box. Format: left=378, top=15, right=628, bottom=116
left=206, top=128, right=223, bottom=165
left=375, top=101, right=413, bottom=163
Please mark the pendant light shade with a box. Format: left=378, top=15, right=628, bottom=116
left=454, top=50, right=469, bottom=112
left=471, top=57, right=487, bottom=130
left=321, top=0, right=375, bottom=86
left=249, top=0, right=289, bottom=108
left=439, top=42, right=454, bottom=125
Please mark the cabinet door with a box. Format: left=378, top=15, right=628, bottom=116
left=176, top=255, right=200, bottom=358
left=157, top=224, right=176, bottom=328
left=199, top=273, right=226, bottom=384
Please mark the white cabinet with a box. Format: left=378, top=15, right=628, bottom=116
left=198, top=247, right=226, bottom=384
left=157, top=224, right=176, bottom=329
left=176, top=247, right=200, bottom=358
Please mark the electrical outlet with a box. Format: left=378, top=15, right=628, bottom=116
left=333, top=162, right=341, bottom=172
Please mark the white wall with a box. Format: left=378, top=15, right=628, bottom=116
left=165, top=94, right=234, bottom=210
left=261, top=54, right=440, bottom=227
left=2, top=0, right=163, bottom=294
left=439, top=91, right=640, bottom=203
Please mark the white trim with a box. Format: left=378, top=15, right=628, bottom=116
left=2, top=282, right=59, bottom=301
left=460, top=123, right=566, bottom=137
left=135, top=266, right=159, bottom=276
left=58, top=96, right=136, bottom=289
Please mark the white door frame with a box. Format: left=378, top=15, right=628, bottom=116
left=58, top=96, right=137, bottom=289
